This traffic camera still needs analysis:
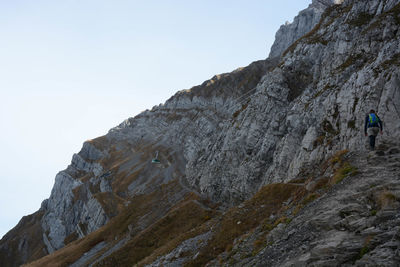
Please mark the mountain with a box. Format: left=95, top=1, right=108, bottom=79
left=1, top=0, right=400, bottom=266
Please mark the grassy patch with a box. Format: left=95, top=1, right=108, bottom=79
left=347, top=12, right=374, bottom=27
left=184, top=183, right=306, bottom=267
left=253, top=235, right=268, bottom=255
left=96, top=199, right=215, bottom=267
left=354, top=235, right=374, bottom=262
left=337, top=54, right=364, bottom=71
left=322, top=119, right=339, bottom=136
left=302, top=193, right=320, bottom=206
left=0, top=211, right=47, bottom=266
left=347, top=119, right=356, bottom=129
left=307, top=35, right=329, bottom=45
left=377, top=190, right=397, bottom=210
left=313, top=134, right=326, bottom=148
left=381, top=53, right=400, bottom=69
left=87, top=135, right=110, bottom=151
left=64, top=232, right=79, bottom=246
left=332, top=162, right=359, bottom=184
left=94, top=192, right=125, bottom=218
left=330, top=149, right=350, bottom=165
left=313, top=84, right=333, bottom=99
left=232, top=102, right=249, bottom=119
left=311, top=177, right=330, bottom=192
left=363, top=3, right=400, bottom=33
left=25, top=181, right=196, bottom=267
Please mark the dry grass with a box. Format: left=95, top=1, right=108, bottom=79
left=232, top=103, right=249, bottom=119
left=0, top=211, right=47, bottom=267
left=184, top=183, right=306, bottom=267
left=376, top=190, right=397, bottom=210
left=87, top=135, right=110, bottom=151
left=24, top=180, right=189, bottom=267
left=94, top=192, right=125, bottom=218
left=93, top=195, right=215, bottom=266
left=331, top=162, right=359, bottom=185
left=330, top=149, right=350, bottom=165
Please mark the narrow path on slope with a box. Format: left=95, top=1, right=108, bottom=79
left=262, top=140, right=400, bottom=266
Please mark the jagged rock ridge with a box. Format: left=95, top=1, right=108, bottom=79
left=1, top=0, right=400, bottom=266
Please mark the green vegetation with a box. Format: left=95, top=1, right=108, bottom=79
left=332, top=162, right=359, bottom=184
left=347, top=119, right=356, bottom=129
left=306, top=34, right=329, bottom=45
left=354, top=235, right=374, bottom=262
left=330, top=149, right=350, bottom=165
left=322, top=119, right=339, bottom=136
left=347, top=12, right=374, bottom=27
left=381, top=53, right=400, bottom=69
left=302, top=193, right=320, bottom=205
left=337, top=54, right=364, bottom=71
left=363, top=3, right=400, bottom=33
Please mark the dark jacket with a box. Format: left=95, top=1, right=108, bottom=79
left=364, top=113, right=383, bottom=134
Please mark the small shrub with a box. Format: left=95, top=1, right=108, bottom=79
left=347, top=12, right=374, bottom=27
left=332, top=162, right=359, bottom=184
left=262, top=223, right=275, bottom=232
left=358, top=246, right=369, bottom=259
left=225, top=243, right=233, bottom=252
left=302, top=193, right=320, bottom=205
left=337, top=54, right=363, bottom=71
left=347, top=119, right=356, bottom=129
left=377, top=190, right=397, bottom=209
left=381, top=53, right=400, bottom=69
left=330, top=150, right=350, bottom=165
left=313, top=135, right=326, bottom=148
left=311, top=177, right=330, bottom=192
left=232, top=103, right=249, bottom=118
left=322, top=119, right=339, bottom=135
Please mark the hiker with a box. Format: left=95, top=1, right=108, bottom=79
left=364, top=109, right=383, bottom=150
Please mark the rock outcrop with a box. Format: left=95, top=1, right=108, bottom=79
left=1, top=0, right=400, bottom=266
left=269, top=0, right=338, bottom=58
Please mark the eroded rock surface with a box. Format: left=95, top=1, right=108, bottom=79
left=1, top=0, right=400, bottom=266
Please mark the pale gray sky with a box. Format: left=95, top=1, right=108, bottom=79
left=0, top=0, right=311, bottom=238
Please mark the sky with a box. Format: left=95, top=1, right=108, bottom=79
left=0, top=0, right=312, bottom=238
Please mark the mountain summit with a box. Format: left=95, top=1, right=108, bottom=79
left=1, top=0, right=400, bottom=266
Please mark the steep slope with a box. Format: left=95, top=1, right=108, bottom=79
left=2, top=0, right=400, bottom=266
left=216, top=141, right=400, bottom=266
left=269, top=0, right=338, bottom=58
left=184, top=0, right=400, bottom=204
left=0, top=58, right=278, bottom=266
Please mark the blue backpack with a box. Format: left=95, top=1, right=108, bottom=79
left=369, top=113, right=378, bottom=127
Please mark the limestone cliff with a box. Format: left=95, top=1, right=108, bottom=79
left=269, top=0, right=338, bottom=58
left=1, top=0, right=400, bottom=266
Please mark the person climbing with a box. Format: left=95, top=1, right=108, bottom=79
left=364, top=109, right=383, bottom=151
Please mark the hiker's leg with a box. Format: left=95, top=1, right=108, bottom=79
left=369, top=135, right=376, bottom=150
left=367, top=127, right=380, bottom=150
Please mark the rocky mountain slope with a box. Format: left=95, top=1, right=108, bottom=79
left=1, top=0, right=400, bottom=266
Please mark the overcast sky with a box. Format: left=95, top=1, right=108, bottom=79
left=0, top=0, right=312, bottom=238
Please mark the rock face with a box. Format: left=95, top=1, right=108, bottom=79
left=1, top=0, right=400, bottom=266
left=269, top=0, right=338, bottom=58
